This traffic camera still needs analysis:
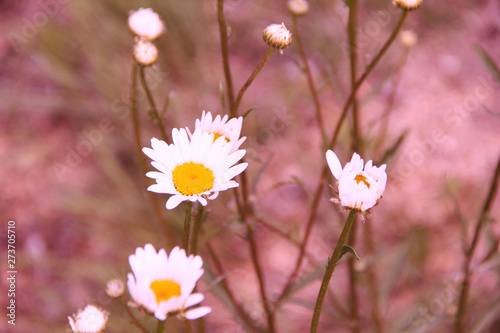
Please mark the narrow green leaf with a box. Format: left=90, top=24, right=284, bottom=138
left=475, top=44, right=500, bottom=81
left=338, top=245, right=360, bottom=262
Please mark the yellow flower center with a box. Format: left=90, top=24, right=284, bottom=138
left=354, top=174, right=370, bottom=188
left=172, top=162, right=215, bottom=196
left=150, top=280, right=181, bottom=304
left=213, top=132, right=230, bottom=143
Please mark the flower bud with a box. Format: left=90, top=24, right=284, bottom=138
left=128, top=8, right=166, bottom=41
left=399, top=30, right=418, bottom=49
left=106, top=279, right=125, bottom=298
left=392, top=0, right=423, bottom=11
left=263, top=23, right=292, bottom=54
left=133, top=38, right=158, bottom=66
left=68, top=305, right=109, bottom=333
left=287, top=0, right=310, bottom=16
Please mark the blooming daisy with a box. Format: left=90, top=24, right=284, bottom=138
left=68, top=305, right=108, bottom=333
left=326, top=150, right=387, bottom=212
left=143, top=128, right=247, bottom=209
left=187, top=110, right=246, bottom=153
left=127, top=8, right=166, bottom=41
left=127, top=244, right=211, bottom=321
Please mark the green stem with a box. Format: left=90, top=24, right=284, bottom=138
left=455, top=153, right=500, bottom=332
left=311, top=210, right=357, bottom=333
left=139, top=65, right=168, bottom=143
left=348, top=0, right=360, bottom=153
left=157, top=319, right=166, bottom=333
left=190, top=205, right=205, bottom=255
left=130, top=64, right=175, bottom=247
left=246, top=223, right=275, bottom=332
left=292, top=15, right=327, bottom=146
left=206, top=242, right=264, bottom=332
left=185, top=320, right=193, bottom=333
left=183, top=202, right=193, bottom=252
left=231, top=47, right=275, bottom=118
left=217, top=0, right=235, bottom=113
left=118, top=298, right=148, bottom=333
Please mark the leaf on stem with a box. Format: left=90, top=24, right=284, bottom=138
left=338, top=245, right=360, bottom=262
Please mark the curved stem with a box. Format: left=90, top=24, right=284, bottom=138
left=118, top=298, right=148, bottom=333
left=139, top=65, right=168, bottom=142
left=231, top=47, right=275, bottom=118
left=292, top=15, right=327, bottom=145
left=130, top=64, right=175, bottom=247
left=217, top=0, right=235, bottom=113
left=246, top=223, right=275, bottom=332
left=311, top=210, right=357, bottom=333
left=183, top=202, right=193, bottom=252
left=455, top=153, right=500, bottom=332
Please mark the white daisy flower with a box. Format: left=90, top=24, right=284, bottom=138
left=326, top=150, right=387, bottom=212
left=127, top=244, right=211, bottom=321
left=143, top=128, right=247, bottom=209
left=68, top=305, right=108, bottom=333
left=128, top=8, right=166, bottom=41
left=187, top=110, right=246, bottom=153
left=133, top=38, right=159, bottom=66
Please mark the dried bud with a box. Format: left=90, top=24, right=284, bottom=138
left=128, top=8, right=166, bottom=41
left=68, top=305, right=109, bottom=333
left=399, top=30, right=418, bottom=49
left=263, top=23, right=292, bottom=54
left=133, top=38, right=158, bottom=66
left=106, top=279, right=125, bottom=298
left=287, top=0, right=310, bottom=16
left=392, top=0, right=423, bottom=11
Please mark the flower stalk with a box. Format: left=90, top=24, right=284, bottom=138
left=183, top=201, right=193, bottom=252
left=231, top=47, right=275, bottom=118
left=139, top=65, right=168, bottom=142
left=455, top=153, right=500, bottom=332
left=310, top=210, right=357, bottom=333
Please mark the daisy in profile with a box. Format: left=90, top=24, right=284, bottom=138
left=68, top=305, right=108, bottom=333
left=143, top=128, right=247, bottom=209
left=326, top=150, right=387, bottom=212
left=188, top=111, right=246, bottom=153
left=127, top=244, right=211, bottom=321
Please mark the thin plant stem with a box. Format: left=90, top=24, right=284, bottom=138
left=185, top=320, right=193, bottom=333
left=183, top=202, right=193, bottom=252
left=277, top=10, right=408, bottom=302
left=347, top=222, right=360, bottom=333
left=292, top=15, right=327, bottom=145
left=348, top=0, right=360, bottom=153
left=231, top=47, right=275, bottom=118
left=217, top=0, right=235, bottom=113
left=311, top=210, right=357, bottom=333
left=118, top=298, right=149, bottom=333
left=374, top=49, right=409, bottom=155
left=190, top=205, right=205, bottom=255
left=455, top=153, right=500, bottom=332
left=157, top=319, right=166, bottom=333
left=130, top=64, right=175, bottom=247
left=347, top=3, right=361, bottom=331
left=138, top=65, right=168, bottom=142
left=206, top=242, right=264, bottom=332
left=196, top=317, right=205, bottom=333
left=246, top=223, right=276, bottom=332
